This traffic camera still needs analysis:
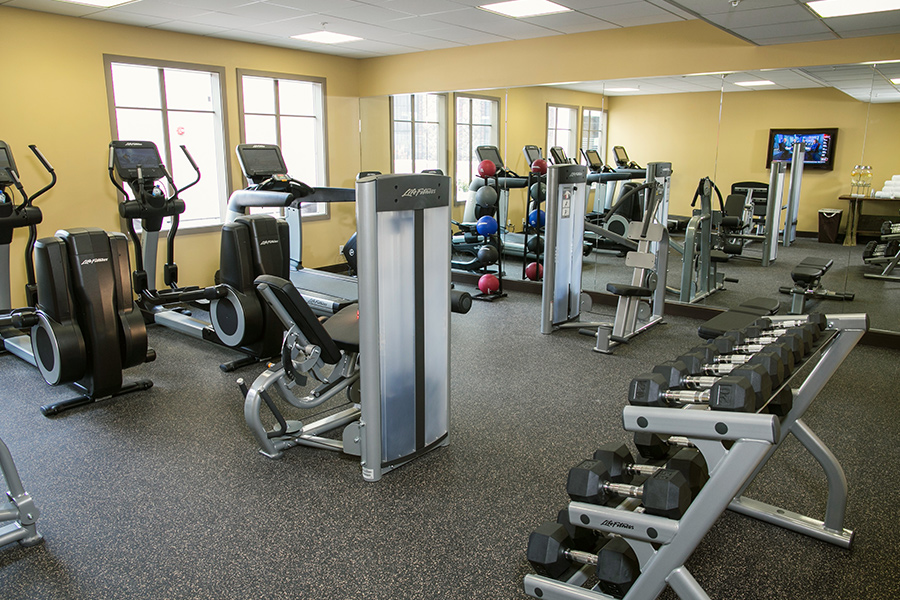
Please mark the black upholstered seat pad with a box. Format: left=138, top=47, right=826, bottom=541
left=323, top=304, right=360, bottom=354
left=606, top=283, right=652, bottom=297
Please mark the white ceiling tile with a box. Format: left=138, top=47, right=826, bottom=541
left=385, top=14, right=470, bottom=32
left=582, top=2, right=684, bottom=27
left=112, top=1, right=214, bottom=20
left=431, top=6, right=557, bottom=37
left=265, top=0, right=360, bottom=10
left=220, top=1, right=311, bottom=21
left=88, top=11, right=171, bottom=27
left=151, top=21, right=230, bottom=35
left=416, top=25, right=512, bottom=44
left=646, top=0, right=694, bottom=20
left=180, top=10, right=270, bottom=28
left=823, top=11, right=900, bottom=33
left=521, top=10, right=619, bottom=32
left=316, top=3, right=411, bottom=23
left=4, top=0, right=101, bottom=16
left=387, top=32, right=466, bottom=50
left=705, top=5, right=815, bottom=30
left=169, top=0, right=258, bottom=9
left=732, top=18, right=831, bottom=39
left=367, top=0, right=464, bottom=16
left=666, top=0, right=796, bottom=17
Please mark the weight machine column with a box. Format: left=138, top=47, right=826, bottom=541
left=784, top=141, right=804, bottom=247
left=355, top=173, right=451, bottom=482
left=764, top=162, right=787, bottom=266
left=540, top=164, right=587, bottom=334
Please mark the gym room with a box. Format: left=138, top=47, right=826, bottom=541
left=1, top=1, right=898, bottom=599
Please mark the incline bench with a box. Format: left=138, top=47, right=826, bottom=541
left=779, top=256, right=854, bottom=314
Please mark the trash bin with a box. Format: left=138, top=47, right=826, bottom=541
left=818, top=209, right=842, bottom=243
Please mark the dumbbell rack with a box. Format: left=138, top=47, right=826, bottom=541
left=524, top=313, right=868, bottom=600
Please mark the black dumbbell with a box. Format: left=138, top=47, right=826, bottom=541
left=633, top=432, right=694, bottom=460
left=711, top=341, right=796, bottom=378
left=567, top=459, right=692, bottom=519
left=527, top=521, right=640, bottom=597
left=752, top=313, right=827, bottom=333
left=880, top=220, right=900, bottom=236
left=760, top=386, right=793, bottom=417
left=744, top=321, right=819, bottom=349
left=678, top=347, right=786, bottom=388
left=629, top=372, right=757, bottom=412
left=593, top=442, right=708, bottom=498
left=652, top=360, right=772, bottom=411
left=716, top=329, right=809, bottom=361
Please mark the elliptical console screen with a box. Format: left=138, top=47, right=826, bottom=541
left=550, top=146, right=569, bottom=165
left=112, top=142, right=167, bottom=180
left=237, top=145, right=288, bottom=178
left=475, top=146, right=504, bottom=169
left=0, top=147, right=14, bottom=185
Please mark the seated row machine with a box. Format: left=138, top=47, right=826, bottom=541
left=240, top=173, right=454, bottom=481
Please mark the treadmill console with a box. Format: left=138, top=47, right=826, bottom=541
left=236, top=144, right=290, bottom=183
left=549, top=146, right=570, bottom=165
left=110, top=140, right=168, bottom=181
left=613, top=146, right=631, bottom=168
left=475, top=145, right=504, bottom=169
left=582, top=149, right=605, bottom=171
left=523, top=145, right=543, bottom=166
left=0, top=141, right=18, bottom=187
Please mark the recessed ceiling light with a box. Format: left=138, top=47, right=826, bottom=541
left=291, top=31, right=363, bottom=44
left=734, top=80, right=776, bottom=87
left=606, top=87, right=640, bottom=92
left=479, top=0, right=572, bottom=18
left=52, top=0, right=136, bottom=6
left=807, top=0, right=900, bottom=18
left=684, top=71, right=734, bottom=77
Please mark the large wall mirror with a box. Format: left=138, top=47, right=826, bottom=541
left=358, top=61, right=899, bottom=336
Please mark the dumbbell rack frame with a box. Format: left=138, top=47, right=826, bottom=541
left=524, top=313, right=867, bottom=600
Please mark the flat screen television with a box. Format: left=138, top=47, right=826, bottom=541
left=766, top=128, right=837, bottom=171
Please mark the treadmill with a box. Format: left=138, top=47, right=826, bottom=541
left=232, top=143, right=357, bottom=316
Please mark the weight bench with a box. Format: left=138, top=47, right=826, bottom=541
left=697, top=296, right=781, bottom=339
left=779, top=256, right=854, bottom=315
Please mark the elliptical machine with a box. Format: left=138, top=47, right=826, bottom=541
left=0, top=141, right=53, bottom=363
left=2, top=141, right=155, bottom=416
left=109, top=140, right=283, bottom=371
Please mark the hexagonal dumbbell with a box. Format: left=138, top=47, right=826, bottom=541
left=713, top=329, right=807, bottom=362
left=527, top=521, right=640, bottom=598
left=567, top=459, right=692, bottom=519
left=592, top=442, right=708, bottom=498
left=710, top=341, right=796, bottom=379
left=652, top=360, right=773, bottom=411
left=632, top=432, right=694, bottom=460
left=677, top=346, right=786, bottom=388
left=629, top=372, right=757, bottom=412
left=752, top=312, right=827, bottom=334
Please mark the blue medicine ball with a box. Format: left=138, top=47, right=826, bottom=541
left=476, top=215, right=499, bottom=236
left=528, top=209, right=546, bottom=228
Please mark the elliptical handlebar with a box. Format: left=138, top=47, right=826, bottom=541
left=24, top=145, right=57, bottom=207
left=173, top=145, right=201, bottom=197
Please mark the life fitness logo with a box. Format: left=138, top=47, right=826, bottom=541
left=401, top=187, right=437, bottom=198
left=259, top=239, right=279, bottom=246
left=80, top=257, right=109, bottom=265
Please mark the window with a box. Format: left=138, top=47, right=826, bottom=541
left=581, top=108, right=607, bottom=163
left=238, top=70, right=328, bottom=219
left=392, top=93, right=448, bottom=175
left=455, top=94, right=499, bottom=204
left=105, top=56, right=228, bottom=229
left=547, top=104, right=579, bottom=162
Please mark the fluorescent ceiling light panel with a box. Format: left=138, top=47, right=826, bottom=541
left=891, top=77, right=900, bottom=84
left=806, top=0, right=900, bottom=18
left=734, top=80, right=776, bottom=87
left=52, top=0, right=136, bottom=6
left=291, top=31, right=363, bottom=44
left=606, top=87, right=640, bottom=92
left=479, top=0, right=572, bottom=18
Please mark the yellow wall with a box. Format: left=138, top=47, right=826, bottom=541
left=1, top=6, right=360, bottom=307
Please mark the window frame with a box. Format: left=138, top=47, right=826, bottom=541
left=546, top=103, right=580, bottom=163
left=103, top=54, right=232, bottom=235
left=580, top=106, right=608, bottom=164
left=454, top=92, right=501, bottom=205
left=236, top=68, right=330, bottom=221
left=390, top=92, right=449, bottom=176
